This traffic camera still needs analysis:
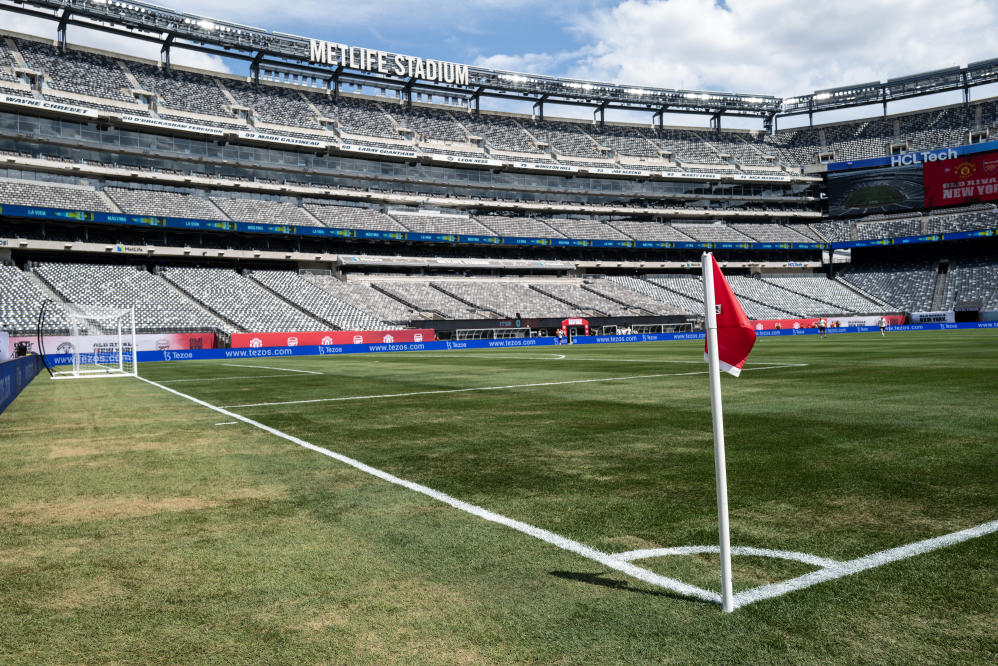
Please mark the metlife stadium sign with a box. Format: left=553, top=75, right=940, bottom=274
left=309, top=40, right=470, bottom=85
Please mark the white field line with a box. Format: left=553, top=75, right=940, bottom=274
left=220, top=363, right=807, bottom=409
left=552, top=358, right=806, bottom=365
left=615, top=545, right=841, bottom=569
left=158, top=374, right=305, bottom=384
left=136, top=376, right=721, bottom=606
left=135, top=375, right=998, bottom=611
left=215, top=421, right=238, bottom=426
left=222, top=363, right=323, bottom=375
left=398, top=354, right=796, bottom=365
left=731, top=519, right=998, bottom=609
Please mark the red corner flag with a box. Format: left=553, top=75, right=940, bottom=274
left=703, top=254, right=756, bottom=377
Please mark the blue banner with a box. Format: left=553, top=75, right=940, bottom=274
left=0, top=203, right=828, bottom=252
left=0, top=354, right=45, bottom=415
left=37, top=321, right=996, bottom=368
left=831, top=228, right=997, bottom=249
left=826, top=140, right=998, bottom=172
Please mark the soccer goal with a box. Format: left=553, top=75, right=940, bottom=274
left=39, top=302, right=138, bottom=379
left=454, top=327, right=532, bottom=340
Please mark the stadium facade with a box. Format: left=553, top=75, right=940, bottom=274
left=0, top=0, right=996, bottom=349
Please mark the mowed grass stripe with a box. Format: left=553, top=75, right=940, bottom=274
left=142, top=333, right=997, bottom=560
left=1, top=330, right=995, bottom=662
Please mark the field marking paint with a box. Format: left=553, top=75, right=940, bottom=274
left=731, top=519, right=998, bottom=609
left=136, top=375, right=721, bottom=606
left=158, top=374, right=305, bottom=384
left=553, top=358, right=807, bottom=365
left=220, top=363, right=807, bottom=409
left=135, top=374, right=998, bottom=611
left=222, top=363, right=322, bottom=375
left=615, top=545, right=841, bottom=569
left=215, top=421, right=238, bottom=426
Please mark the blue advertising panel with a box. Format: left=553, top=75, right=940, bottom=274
left=826, top=140, right=998, bottom=172
left=0, top=203, right=829, bottom=252
left=38, top=321, right=996, bottom=369
left=831, top=228, right=997, bottom=249
left=0, top=355, right=45, bottom=415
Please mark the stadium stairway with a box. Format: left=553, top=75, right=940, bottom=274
left=530, top=284, right=606, bottom=317
left=23, top=266, right=71, bottom=312
left=246, top=274, right=341, bottom=329
left=758, top=277, right=861, bottom=314
left=368, top=282, right=446, bottom=320
left=580, top=284, right=655, bottom=316
left=832, top=276, right=897, bottom=310
left=430, top=283, right=503, bottom=319
left=931, top=264, right=949, bottom=311
left=156, top=271, right=243, bottom=336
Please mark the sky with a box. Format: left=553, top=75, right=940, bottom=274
left=4, top=0, right=998, bottom=128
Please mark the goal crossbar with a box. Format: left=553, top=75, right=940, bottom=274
left=46, top=305, right=138, bottom=380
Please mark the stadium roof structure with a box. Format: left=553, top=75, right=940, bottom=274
left=3, top=0, right=998, bottom=127
left=0, top=0, right=781, bottom=125
left=783, top=60, right=998, bottom=118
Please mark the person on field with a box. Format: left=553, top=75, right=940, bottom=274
left=879, top=316, right=888, bottom=336
left=818, top=317, right=827, bottom=338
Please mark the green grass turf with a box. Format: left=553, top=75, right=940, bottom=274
left=1, top=330, right=996, bottom=663
left=843, top=185, right=906, bottom=208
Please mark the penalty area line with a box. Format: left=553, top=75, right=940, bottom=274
left=158, top=373, right=310, bottom=384
left=135, top=375, right=722, bottom=606
left=222, top=363, right=322, bottom=375
left=221, top=363, right=807, bottom=409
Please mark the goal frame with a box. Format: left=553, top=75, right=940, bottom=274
left=39, top=301, right=138, bottom=380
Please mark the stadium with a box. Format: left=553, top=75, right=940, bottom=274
left=0, top=0, right=995, bottom=662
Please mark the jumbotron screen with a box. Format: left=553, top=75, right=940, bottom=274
left=826, top=165, right=924, bottom=217
left=923, top=151, right=998, bottom=207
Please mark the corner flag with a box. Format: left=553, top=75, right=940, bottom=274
left=701, top=252, right=756, bottom=613
left=703, top=254, right=756, bottom=377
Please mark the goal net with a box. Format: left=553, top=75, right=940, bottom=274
left=454, top=327, right=532, bottom=340
left=44, top=304, right=138, bottom=379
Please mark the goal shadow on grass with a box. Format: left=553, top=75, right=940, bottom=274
left=550, top=570, right=717, bottom=604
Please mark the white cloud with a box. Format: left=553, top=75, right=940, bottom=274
left=564, top=0, right=998, bottom=96
left=164, top=0, right=544, bottom=34
left=475, top=50, right=585, bottom=75
left=3, top=14, right=232, bottom=72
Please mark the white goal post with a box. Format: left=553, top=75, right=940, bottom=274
left=49, top=305, right=138, bottom=380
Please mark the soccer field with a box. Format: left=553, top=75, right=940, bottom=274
left=2, top=331, right=997, bottom=663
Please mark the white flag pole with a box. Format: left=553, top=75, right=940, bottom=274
left=702, top=251, right=735, bottom=613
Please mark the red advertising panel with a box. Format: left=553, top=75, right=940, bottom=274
left=230, top=329, right=435, bottom=349
left=8, top=332, right=215, bottom=357
left=750, top=316, right=905, bottom=331
left=924, top=151, right=998, bottom=208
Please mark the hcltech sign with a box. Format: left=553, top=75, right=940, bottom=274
left=309, top=41, right=470, bottom=85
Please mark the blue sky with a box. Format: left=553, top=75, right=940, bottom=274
left=4, top=0, right=998, bottom=128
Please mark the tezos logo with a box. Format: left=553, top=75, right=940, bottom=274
left=249, top=338, right=263, bottom=348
